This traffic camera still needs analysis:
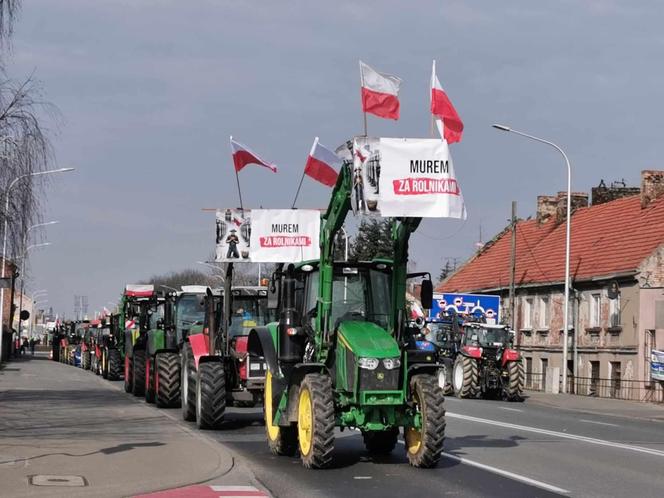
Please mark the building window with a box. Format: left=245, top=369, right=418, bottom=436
left=646, top=329, right=656, bottom=383
left=539, top=296, right=550, bottom=328
left=523, top=297, right=533, bottom=329
left=589, top=361, right=600, bottom=396
left=590, top=293, right=601, bottom=327
left=610, top=361, right=621, bottom=398
left=525, top=357, right=533, bottom=388
left=540, top=357, right=548, bottom=375
left=609, top=295, right=621, bottom=328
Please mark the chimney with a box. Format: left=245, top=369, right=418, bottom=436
left=641, top=170, right=664, bottom=208
left=555, top=191, right=588, bottom=224
left=536, top=195, right=558, bottom=224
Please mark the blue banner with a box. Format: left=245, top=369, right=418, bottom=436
left=430, top=293, right=501, bottom=324
left=652, top=350, right=664, bottom=382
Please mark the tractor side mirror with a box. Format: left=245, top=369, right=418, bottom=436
left=420, top=279, right=433, bottom=310
left=267, top=278, right=279, bottom=309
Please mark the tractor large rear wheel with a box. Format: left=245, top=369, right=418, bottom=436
left=505, top=360, right=525, bottom=402
left=453, top=355, right=479, bottom=398
left=156, top=352, right=181, bottom=408
left=404, top=374, right=446, bottom=468
left=124, top=354, right=133, bottom=393
left=363, top=427, right=399, bottom=455
left=264, top=371, right=297, bottom=456
left=132, top=350, right=146, bottom=397
left=108, top=349, right=122, bottom=380
left=145, top=358, right=156, bottom=404
left=181, top=344, right=196, bottom=421
left=297, top=374, right=334, bottom=469
left=101, top=349, right=109, bottom=379
left=196, top=362, right=226, bottom=429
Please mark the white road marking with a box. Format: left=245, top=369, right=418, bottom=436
left=499, top=407, right=523, bottom=413
left=396, top=441, right=567, bottom=494
left=353, top=476, right=373, bottom=480
left=441, top=452, right=569, bottom=495
left=448, top=412, right=664, bottom=458
left=579, top=419, right=619, bottom=428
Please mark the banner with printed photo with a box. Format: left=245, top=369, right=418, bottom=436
left=352, top=137, right=466, bottom=218
left=215, top=209, right=252, bottom=262
left=652, top=350, right=664, bottom=382
left=250, top=209, right=320, bottom=263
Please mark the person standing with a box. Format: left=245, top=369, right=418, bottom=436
left=29, top=338, right=35, bottom=355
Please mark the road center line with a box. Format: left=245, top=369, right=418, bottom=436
left=579, top=419, right=619, bottom=427
left=499, top=407, right=523, bottom=412
left=448, top=412, right=664, bottom=458
left=441, top=452, right=569, bottom=495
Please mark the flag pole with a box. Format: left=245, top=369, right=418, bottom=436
left=360, top=61, right=368, bottom=136
left=430, top=60, right=435, bottom=138
left=230, top=136, right=244, bottom=211
left=292, top=170, right=306, bottom=209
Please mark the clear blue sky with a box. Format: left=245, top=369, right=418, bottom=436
left=10, top=0, right=663, bottom=317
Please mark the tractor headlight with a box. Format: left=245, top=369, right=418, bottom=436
left=358, top=357, right=379, bottom=370
left=382, top=358, right=401, bottom=370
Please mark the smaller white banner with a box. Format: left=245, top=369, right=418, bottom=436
left=215, top=209, right=252, bottom=262
left=250, top=209, right=320, bottom=263
left=652, top=350, right=664, bottom=382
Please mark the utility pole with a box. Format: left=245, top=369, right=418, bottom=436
left=509, top=201, right=517, bottom=330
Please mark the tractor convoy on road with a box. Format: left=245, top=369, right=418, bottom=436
left=51, top=151, right=524, bottom=470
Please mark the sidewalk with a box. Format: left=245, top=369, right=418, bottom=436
left=526, top=389, right=664, bottom=422
left=0, top=354, right=263, bottom=498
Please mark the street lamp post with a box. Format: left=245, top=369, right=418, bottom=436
left=0, top=168, right=74, bottom=363
left=492, top=124, right=572, bottom=394
left=17, top=242, right=52, bottom=337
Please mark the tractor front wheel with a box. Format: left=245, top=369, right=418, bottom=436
left=363, top=428, right=399, bottom=455
left=82, top=351, right=91, bottom=370
left=453, top=355, right=479, bottom=398
left=504, top=360, right=525, bottom=402
left=132, top=350, right=146, bottom=397
left=124, top=354, right=133, bottom=393
left=297, top=374, right=334, bottom=469
left=438, top=364, right=454, bottom=396
left=108, top=349, right=122, bottom=380
left=181, top=344, right=196, bottom=421
left=195, top=362, right=226, bottom=429
left=264, top=371, right=297, bottom=456
left=156, top=352, right=181, bottom=408
left=101, top=349, right=109, bottom=379
left=404, top=375, right=446, bottom=468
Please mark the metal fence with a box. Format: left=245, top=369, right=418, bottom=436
left=524, top=372, right=664, bottom=403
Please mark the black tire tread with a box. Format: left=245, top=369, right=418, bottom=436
left=181, top=343, right=196, bottom=421
left=132, top=349, right=146, bottom=396
left=156, top=352, right=181, bottom=408
left=196, top=362, right=226, bottom=429
left=454, top=355, right=480, bottom=398
left=505, top=360, right=525, bottom=401
left=406, top=374, right=446, bottom=468
left=299, top=374, right=335, bottom=469
left=108, top=349, right=122, bottom=381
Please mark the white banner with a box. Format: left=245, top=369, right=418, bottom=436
left=250, top=209, right=320, bottom=263
left=652, top=350, right=664, bottom=382
left=215, top=209, right=252, bottom=262
left=352, top=137, right=466, bottom=218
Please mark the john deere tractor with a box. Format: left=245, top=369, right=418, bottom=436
left=182, top=274, right=271, bottom=430
left=249, top=162, right=446, bottom=469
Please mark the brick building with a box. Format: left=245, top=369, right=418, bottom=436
left=438, top=170, right=664, bottom=401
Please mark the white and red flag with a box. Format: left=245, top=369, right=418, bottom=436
left=360, top=61, right=402, bottom=120
left=304, top=137, right=340, bottom=187
left=430, top=60, right=464, bottom=144
left=230, top=137, right=278, bottom=173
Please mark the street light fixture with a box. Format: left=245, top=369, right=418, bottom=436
left=493, top=124, right=572, bottom=393
left=0, top=167, right=74, bottom=363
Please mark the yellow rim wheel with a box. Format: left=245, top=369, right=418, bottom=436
left=405, top=427, right=422, bottom=454
left=265, top=371, right=281, bottom=441
left=298, top=387, right=313, bottom=456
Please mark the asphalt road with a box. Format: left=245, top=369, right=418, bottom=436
left=4, top=355, right=664, bottom=497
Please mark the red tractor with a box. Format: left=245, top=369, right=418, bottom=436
left=451, top=322, right=524, bottom=401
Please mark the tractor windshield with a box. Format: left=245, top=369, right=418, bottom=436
left=176, top=294, right=206, bottom=333
left=330, top=267, right=391, bottom=330
left=229, top=296, right=272, bottom=336
left=464, top=327, right=510, bottom=347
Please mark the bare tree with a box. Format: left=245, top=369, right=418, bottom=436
left=0, top=74, right=59, bottom=265
left=141, top=268, right=222, bottom=291
left=0, top=0, right=19, bottom=50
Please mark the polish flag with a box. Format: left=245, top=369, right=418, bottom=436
left=230, top=137, right=277, bottom=173
left=304, top=137, right=340, bottom=187
left=430, top=60, right=464, bottom=144
left=360, top=61, right=402, bottom=120
left=125, top=319, right=136, bottom=330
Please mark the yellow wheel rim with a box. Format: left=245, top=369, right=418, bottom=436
left=405, top=427, right=422, bottom=454
left=265, top=371, right=281, bottom=441
left=298, top=387, right=313, bottom=456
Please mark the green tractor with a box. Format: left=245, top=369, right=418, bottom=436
left=143, top=290, right=182, bottom=408
left=248, top=163, right=446, bottom=469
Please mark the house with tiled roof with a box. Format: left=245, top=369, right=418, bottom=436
left=438, top=170, right=664, bottom=402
